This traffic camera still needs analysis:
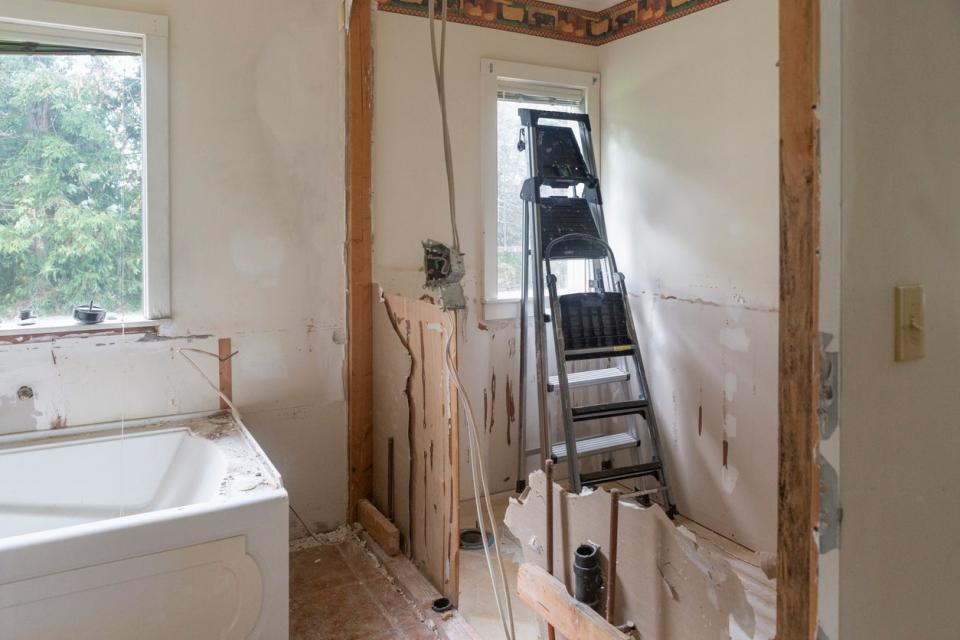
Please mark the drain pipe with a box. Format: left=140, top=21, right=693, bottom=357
left=574, top=542, right=602, bottom=609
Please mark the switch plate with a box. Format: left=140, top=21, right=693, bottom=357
left=895, top=285, right=925, bottom=362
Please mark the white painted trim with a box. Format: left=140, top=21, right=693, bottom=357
left=0, top=0, right=166, bottom=37
left=480, top=59, right=600, bottom=321
left=0, top=0, right=171, bottom=320
left=142, top=32, right=171, bottom=318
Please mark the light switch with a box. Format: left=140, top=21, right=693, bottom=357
left=895, top=285, right=925, bottom=362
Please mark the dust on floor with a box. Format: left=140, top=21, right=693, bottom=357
left=290, top=533, right=436, bottom=640
left=458, top=492, right=540, bottom=640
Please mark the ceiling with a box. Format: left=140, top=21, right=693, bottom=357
left=558, top=0, right=619, bottom=12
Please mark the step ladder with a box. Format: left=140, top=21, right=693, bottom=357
left=514, top=109, right=677, bottom=515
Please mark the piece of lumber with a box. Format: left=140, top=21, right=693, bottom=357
left=357, top=499, right=401, bottom=556
left=778, top=1, right=821, bottom=639
left=218, top=337, right=232, bottom=411
left=346, top=0, right=374, bottom=523
left=517, top=563, right=630, bottom=640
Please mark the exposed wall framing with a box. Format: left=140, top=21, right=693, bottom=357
left=377, top=0, right=730, bottom=46
left=347, top=0, right=375, bottom=522
left=778, top=0, right=821, bottom=638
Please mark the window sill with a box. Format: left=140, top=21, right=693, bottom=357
left=484, top=297, right=521, bottom=321
left=0, top=315, right=160, bottom=344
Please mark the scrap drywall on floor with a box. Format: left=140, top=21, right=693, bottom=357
left=505, top=471, right=757, bottom=640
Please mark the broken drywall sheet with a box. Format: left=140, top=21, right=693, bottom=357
left=375, top=291, right=460, bottom=602
left=505, top=471, right=757, bottom=640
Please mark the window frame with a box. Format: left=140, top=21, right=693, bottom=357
left=0, top=0, right=170, bottom=329
left=480, top=59, right=600, bottom=321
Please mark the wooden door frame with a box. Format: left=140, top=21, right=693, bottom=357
left=777, top=1, right=821, bottom=638
left=346, top=0, right=823, bottom=636
left=346, top=0, right=374, bottom=523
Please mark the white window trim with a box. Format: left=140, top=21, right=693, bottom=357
left=0, top=0, right=170, bottom=323
left=480, top=59, right=600, bottom=321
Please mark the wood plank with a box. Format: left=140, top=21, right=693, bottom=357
left=382, top=294, right=459, bottom=603
left=218, top=337, right=232, bottom=411
left=346, top=0, right=375, bottom=523
left=517, top=563, right=630, bottom=640
left=778, top=1, right=821, bottom=639
left=357, top=498, right=401, bottom=556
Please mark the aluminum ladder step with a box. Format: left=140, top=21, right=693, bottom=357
left=572, top=399, right=648, bottom=422
left=548, top=367, right=629, bottom=391
left=581, top=461, right=663, bottom=487
left=550, top=432, right=639, bottom=462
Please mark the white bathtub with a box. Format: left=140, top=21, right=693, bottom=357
left=0, top=412, right=288, bottom=639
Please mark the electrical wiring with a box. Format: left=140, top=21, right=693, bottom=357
left=426, top=2, right=516, bottom=639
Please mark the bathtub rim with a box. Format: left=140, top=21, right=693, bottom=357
left=0, top=410, right=286, bottom=554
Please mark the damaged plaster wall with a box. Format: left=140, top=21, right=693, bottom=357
left=370, top=9, right=599, bottom=508
left=0, top=0, right=348, bottom=533
left=840, top=2, right=960, bottom=638
left=506, top=471, right=758, bottom=640
left=598, top=0, right=779, bottom=552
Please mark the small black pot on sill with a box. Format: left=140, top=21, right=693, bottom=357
left=74, top=302, right=107, bottom=325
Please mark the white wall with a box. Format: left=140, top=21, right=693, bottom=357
left=840, top=2, right=960, bottom=638
left=370, top=10, right=599, bottom=514
left=0, top=0, right=347, bottom=533
left=598, top=0, right=779, bottom=552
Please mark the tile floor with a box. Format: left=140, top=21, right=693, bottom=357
left=289, top=535, right=435, bottom=640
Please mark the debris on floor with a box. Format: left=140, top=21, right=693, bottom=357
left=289, top=528, right=436, bottom=640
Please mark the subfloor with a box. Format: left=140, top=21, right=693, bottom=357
left=458, top=487, right=776, bottom=640
left=289, top=532, right=435, bottom=640
left=458, top=492, right=540, bottom=640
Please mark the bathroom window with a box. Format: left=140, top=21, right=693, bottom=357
left=0, top=3, right=169, bottom=331
left=481, top=60, right=600, bottom=320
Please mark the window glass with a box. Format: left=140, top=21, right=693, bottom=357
left=496, top=92, right=589, bottom=300
left=0, top=51, right=143, bottom=319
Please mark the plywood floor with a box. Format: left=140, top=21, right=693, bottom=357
left=290, top=535, right=436, bottom=640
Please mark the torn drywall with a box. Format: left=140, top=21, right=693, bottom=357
left=506, top=471, right=757, bottom=640
left=374, top=291, right=459, bottom=601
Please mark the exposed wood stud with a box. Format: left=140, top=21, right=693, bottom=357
left=218, top=337, right=233, bottom=411
left=346, top=0, right=374, bottom=523
left=545, top=459, right=557, bottom=640
left=606, top=489, right=621, bottom=623
left=778, top=1, right=821, bottom=638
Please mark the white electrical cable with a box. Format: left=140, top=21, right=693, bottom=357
left=178, top=347, right=320, bottom=541
left=428, top=0, right=460, bottom=253
left=177, top=347, right=242, bottom=421
left=427, top=3, right=515, bottom=639
left=444, top=323, right=516, bottom=640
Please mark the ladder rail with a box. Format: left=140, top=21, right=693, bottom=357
left=544, top=268, right=582, bottom=492
left=515, top=192, right=531, bottom=491
left=527, top=125, right=553, bottom=473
